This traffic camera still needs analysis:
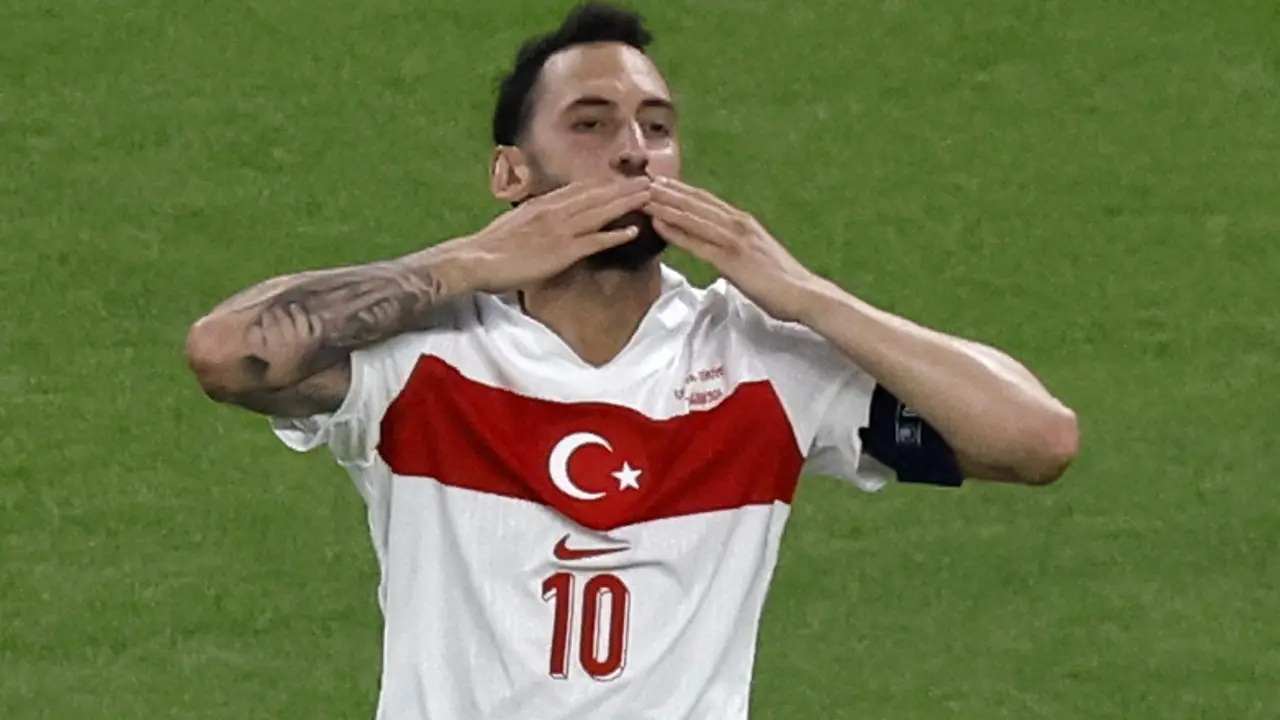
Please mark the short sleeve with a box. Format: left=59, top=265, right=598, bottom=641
left=266, top=297, right=467, bottom=470
left=728, top=283, right=963, bottom=491
left=268, top=345, right=389, bottom=468
left=724, top=283, right=890, bottom=492
left=802, top=367, right=896, bottom=492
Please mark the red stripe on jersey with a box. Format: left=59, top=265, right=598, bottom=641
left=377, top=355, right=804, bottom=531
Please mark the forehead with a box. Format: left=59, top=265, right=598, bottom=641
left=535, top=42, right=672, bottom=111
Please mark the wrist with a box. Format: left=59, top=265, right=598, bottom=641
left=791, top=274, right=846, bottom=328
left=402, top=236, right=484, bottom=298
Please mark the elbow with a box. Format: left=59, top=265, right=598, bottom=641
left=184, top=315, right=247, bottom=402
left=1018, top=403, right=1080, bottom=486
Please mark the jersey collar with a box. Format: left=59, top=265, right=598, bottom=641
left=478, top=264, right=699, bottom=383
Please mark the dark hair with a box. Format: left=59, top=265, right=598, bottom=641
left=491, top=2, right=654, bottom=147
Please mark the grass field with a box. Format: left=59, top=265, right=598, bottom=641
left=3, top=0, right=1278, bottom=718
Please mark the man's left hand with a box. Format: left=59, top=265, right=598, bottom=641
left=645, top=177, right=819, bottom=323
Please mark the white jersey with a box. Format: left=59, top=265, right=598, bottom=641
left=270, top=265, right=892, bottom=720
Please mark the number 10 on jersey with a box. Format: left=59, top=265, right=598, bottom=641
left=542, top=572, right=631, bottom=681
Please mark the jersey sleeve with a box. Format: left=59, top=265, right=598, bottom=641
left=267, top=300, right=466, bottom=468
left=267, top=344, right=393, bottom=469
left=727, top=284, right=963, bottom=491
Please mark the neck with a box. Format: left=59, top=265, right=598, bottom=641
left=520, top=261, right=664, bottom=367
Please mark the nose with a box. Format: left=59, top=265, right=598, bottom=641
left=611, top=120, right=649, bottom=178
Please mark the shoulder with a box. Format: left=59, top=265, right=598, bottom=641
left=696, top=276, right=869, bottom=412
left=359, top=295, right=477, bottom=376
left=267, top=296, right=478, bottom=461
left=367, top=293, right=479, bottom=357
left=700, top=278, right=843, bottom=359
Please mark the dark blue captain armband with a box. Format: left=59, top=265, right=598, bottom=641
left=857, top=384, right=965, bottom=488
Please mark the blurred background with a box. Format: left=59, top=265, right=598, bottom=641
left=2, top=0, right=1276, bottom=717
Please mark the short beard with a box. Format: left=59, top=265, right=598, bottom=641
left=589, top=210, right=667, bottom=272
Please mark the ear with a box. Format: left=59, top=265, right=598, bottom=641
left=490, top=146, right=533, bottom=203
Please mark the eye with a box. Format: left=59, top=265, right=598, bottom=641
left=646, top=121, right=671, bottom=136
left=571, top=119, right=603, bottom=132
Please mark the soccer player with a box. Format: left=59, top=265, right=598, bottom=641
left=184, top=3, right=1079, bottom=718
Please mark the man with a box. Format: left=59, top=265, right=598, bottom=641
left=185, top=3, right=1079, bottom=718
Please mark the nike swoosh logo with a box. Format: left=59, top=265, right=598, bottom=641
left=553, top=534, right=629, bottom=561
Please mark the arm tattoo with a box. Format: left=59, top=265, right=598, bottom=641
left=223, top=262, right=447, bottom=390
left=220, top=360, right=353, bottom=417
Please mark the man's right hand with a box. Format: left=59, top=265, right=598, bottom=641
left=444, top=176, right=653, bottom=294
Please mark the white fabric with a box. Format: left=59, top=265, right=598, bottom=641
left=268, top=265, right=889, bottom=720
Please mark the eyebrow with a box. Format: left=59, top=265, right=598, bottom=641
left=563, top=95, right=677, bottom=114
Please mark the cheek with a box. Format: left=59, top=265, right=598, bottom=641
left=531, top=146, right=592, bottom=185
left=648, top=144, right=681, bottom=177
left=555, top=136, right=614, bottom=171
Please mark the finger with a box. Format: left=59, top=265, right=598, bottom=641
left=649, top=183, right=734, bottom=229
left=569, top=186, right=652, bottom=233
left=645, top=201, right=730, bottom=248
left=652, top=217, right=718, bottom=263
left=654, top=177, right=738, bottom=215
left=675, top=180, right=738, bottom=215
left=577, top=225, right=641, bottom=254
left=558, top=176, right=651, bottom=214
left=518, top=178, right=612, bottom=212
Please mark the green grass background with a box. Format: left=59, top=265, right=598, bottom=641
left=2, top=0, right=1277, bottom=717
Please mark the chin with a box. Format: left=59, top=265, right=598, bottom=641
left=588, top=211, right=668, bottom=272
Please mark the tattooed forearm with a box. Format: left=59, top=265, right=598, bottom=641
left=230, top=262, right=447, bottom=387
left=187, top=249, right=462, bottom=411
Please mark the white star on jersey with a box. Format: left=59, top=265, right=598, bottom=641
left=612, top=462, right=642, bottom=490
left=268, top=265, right=892, bottom=720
